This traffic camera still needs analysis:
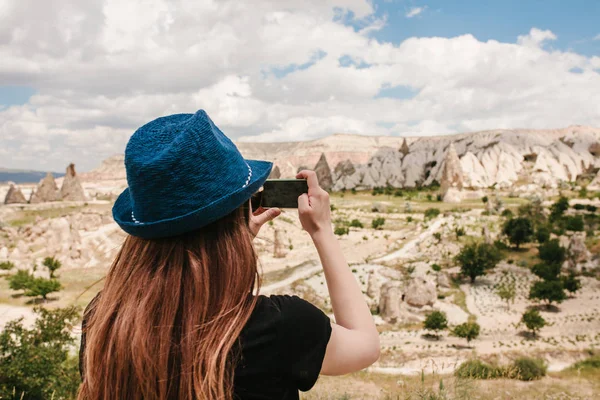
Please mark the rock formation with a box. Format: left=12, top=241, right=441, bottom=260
left=437, top=273, right=451, bottom=288
left=567, top=233, right=592, bottom=271
left=268, top=165, right=281, bottom=179
left=378, top=281, right=404, bottom=323
left=404, top=277, right=437, bottom=307
left=313, top=153, right=333, bottom=191
left=367, top=270, right=381, bottom=299
left=4, top=184, right=27, bottom=204
left=399, top=138, right=410, bottom=156
left=29, top=172, right=61, bottom=203
left=273, top=228, right=285, bottom=258
left=60, top=164, right=87, bottom=201
left=440, top=143, right=464, bottom=201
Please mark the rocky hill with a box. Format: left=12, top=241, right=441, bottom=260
left=86, top=126, right=600, bottom=190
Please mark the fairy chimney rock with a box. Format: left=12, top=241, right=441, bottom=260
left=4, top=184, right=27, bottom=204
left=334, top=159, right=356, bottom=177
left=314, top=153, right=333, bottom=191
left=440, top=142, right=464, bottom=195
left=268, top=165, right=281, bottom=179
left=60, top=163, right=87, bottom=201
left=273, top=228, right=285, bottom=258
left=30, top=172, right=61, bottom=203
left=399, top=138, right=410, bottom=156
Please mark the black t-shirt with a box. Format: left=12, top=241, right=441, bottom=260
left=79, top=294, right=332, bottom=399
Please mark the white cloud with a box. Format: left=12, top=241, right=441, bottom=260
left=0, top=2, right=599, bottom=172
left=594, top=33, right=600, bottom=41
left=405, top=6, right=426, bottom=18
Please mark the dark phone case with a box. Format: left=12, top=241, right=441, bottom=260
left=255, top=179, right=308, bottom=209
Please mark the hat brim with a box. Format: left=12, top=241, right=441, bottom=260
left=113, top=159, right=272, bottom=239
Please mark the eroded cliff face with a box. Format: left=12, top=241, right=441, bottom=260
left=89, top=126, right=600, bottom=190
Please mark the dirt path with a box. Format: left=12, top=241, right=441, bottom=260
left=372, top=217, right=448, bottom=263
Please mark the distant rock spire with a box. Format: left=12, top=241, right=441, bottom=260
left=399, top=138, right=410, bottom=156
left=4, top=183, right=27, bottom=204
left=440, top=142, right=464, bottom=195
left=268, top=165, right=281, bottom=179
left=313, top=153, right=333, bottom=191
left=60, top=163, right=87, bottom=201
left=30, top=172, right=61, bottom=203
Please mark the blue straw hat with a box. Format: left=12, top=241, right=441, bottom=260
left=112, top=110, right=272, bottom=239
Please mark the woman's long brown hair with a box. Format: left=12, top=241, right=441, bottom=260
left=78, top=205, right=260, bottom=400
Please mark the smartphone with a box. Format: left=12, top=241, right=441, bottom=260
left=252, top=179, right=308, bottom=209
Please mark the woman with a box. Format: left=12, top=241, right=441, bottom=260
left=78, top=110, right=380, bottom=400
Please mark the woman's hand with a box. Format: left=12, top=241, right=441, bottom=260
left=296, top=170, right=332, bottom=237
left=249, top=205, right=281, bottom=237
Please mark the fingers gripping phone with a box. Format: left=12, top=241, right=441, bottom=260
left=251, top=179, right=309, bottom=209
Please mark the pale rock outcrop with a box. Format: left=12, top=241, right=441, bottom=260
left=4, top=184, right=27, bottom=204
left=443, top=188, right=463, bottom=203
left=273, top=228, right=285, bottom=258
left=378, top=281, right=404, bottom=323
left=405, top=277, right=437, bottom=307
left=482, top=226, right=493, bottom=244
left=60, top=164, right=87, bottom=201
left=440, top=143, right=464, bottom=194
left=367, top=270, right=381, bottom=299
left=332, top=159, right=361, bottom=191
left=399, top=138, right=410, bottom=156
left=268, top=165, right=281, bottom=179
left=437, top=272, right=451, bottom=288
left=0, top=247, right=8, bottom=260
left=567, top=233, right=592, bottom=270
left=313, top=153, right=333, bottom=191
left=460, top=152, right=488, bottom=188
left=29, top=172, right=61, bottom=203
left=361, top=148, right=404, bottom=188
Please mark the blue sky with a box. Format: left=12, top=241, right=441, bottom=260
left=366, top=0, right=600, bottom=56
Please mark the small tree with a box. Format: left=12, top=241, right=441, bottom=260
left=349, top=219, right=364, bottom=228
left=452, top=322, right=480, bottom=345
left=496, top=280, right=516, bottom=310
left=23, top=277, right=62, bottom=301
left=561, top=273, right=581, bottom=295
left=538, top=239, right=566, bottom=265
left=424, top=208, right=441, bottom=220
left=42, top=256, right=62, bottom=278
left=334, top=226, right=349, bottom=236
left=423, top=311, right=448, bottom=339
left=535, top=225, right=551, bottom=244
left=0, top=306, right=80, bottom=400
left=0, top=261, right=15, bottom=271
left=431, top=263, right=442, bottom=272
left=564, top=215, right=584, bottom=232
left=455, top=242, right=503, bottom=283
left=529, top=280, right=566, bottom=306
left=371, top=217, right=385, bottom=230
left=550, top=196, right=569, bottom=221
left=521, top=309, right=546, bottom=337
left=7, top=269, right=34, bottom=292
left=531, top=262, right=561, bottom=281
left=502, top=217, right=534, bottom=249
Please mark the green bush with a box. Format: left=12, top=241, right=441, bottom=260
left=455, top=359, right=502, bottom=379
left=550, top=196, right=569, bottom=221
left=0, top=261, right=15, bottom=271
left=529, top=279, right=566, bottom=305
left=586, top=204, right=597, bottom=212
left=535, top=225, right=551, bottom=243
left=564, top=215, right=584, bottom=232
left=454, top=227, right=465, bottom=238
left=393, top=189, right=403, bottom=197
left=7, top=270, right=34, bottom=291
left=431, top=264, right=442, bottom=272
left=521, top=309, right=546, bottom=336
left=371, top=217, right=385, bottom=230
left=501, top=209, right=513, bottom=218
left=424, top=208, right=441, bottom=220
left=0, top=306, right=81, bottom=399
left=573, top=203, right=586, bottom=210
left=562, top=273, right=582, bottom=295
left=538, top=239, right=566, bottom=265
left=349, top=219, right=364, bottom=228
left=502, top=217, right=534, bottom=249
left=510, top=357, right=547, bottom=381
left=482, top=196, right=489, bottom=204
left=571, top=355, right=600, bottom=371
left=334, top=226, right=349, bottom=236
left=42, top=257, right=62, bottom=279
left=455, top=242, right=503, bottom=283
left=436, top=194, right=442, bottom=202
left=452, top=322, right=480, bottom=344
left=423, top=311, right=448, bottom=336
